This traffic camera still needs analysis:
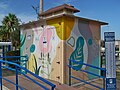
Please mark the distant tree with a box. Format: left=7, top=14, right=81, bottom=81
left=0, top=13, right=20, bottom=50
left=0, top=26, right=8, bottom=41
left=11, top=28, right=20, bottom=50
left=0, top=26, right=3, bottom=41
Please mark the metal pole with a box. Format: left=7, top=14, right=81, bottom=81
left=8, top=45, right=11, bottom=51
left=69, top=60, right=71, bottom=86
left=40, top=0, right=43, bottom=14
left=0, top=62, right=2, bottom=90
left=16, top=66, right=18, bottom=90
left=103, top=71, right=106, bottom=90
left=2, top=46, right=4, bottom=61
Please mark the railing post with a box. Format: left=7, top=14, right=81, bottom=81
left=0, top=62, right=2, bottom=90
left=69, top=60, right=71, bottom=86
left=51, top=87, right=54, bottom=90
left=103, top=71, right=106, bottom=90
left=2, top=46, right=5, bottom=61
left=15, top=66, right=18, bottom=90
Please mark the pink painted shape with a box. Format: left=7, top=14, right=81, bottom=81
left=38, top=26, right=53, bottom=54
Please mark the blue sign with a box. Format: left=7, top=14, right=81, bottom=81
left=104, top=32, right=116, bottom=90
left=106, top=78, right=116, bottom=90
left=104, top=32, right=115, bottom=42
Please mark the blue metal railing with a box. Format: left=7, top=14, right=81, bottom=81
left=0, top=58, right=56, bottom=90
left=0, top=56, right=28, bottom=63
left=68, top=59, right=106, bottom=90
left=0, top=55, right=28, bottom=74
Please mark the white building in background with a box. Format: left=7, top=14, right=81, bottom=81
left=101, top=40, right=120, bottom=69
left=0, top=42, right=12, bottom=57
left=115, top=40, right=120, bottom=70
left=115, top=40, right=120, bottom=60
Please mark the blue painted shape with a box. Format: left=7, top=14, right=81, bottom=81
left=20, top=33, right=26, bottom=47
left=30, top=44, right=35, bottom=53
left=20, top=34, right=26, bottom=58
left=88, top=39, right=92, bottom=45
left=70, top=36, right=84, bottom=71
left=88, top=57, right=100, bottom=79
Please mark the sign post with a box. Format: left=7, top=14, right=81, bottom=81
left=104, top=32, right=116, bottom=90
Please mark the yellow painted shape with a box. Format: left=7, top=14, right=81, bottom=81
left=63, top=16, right=75, bottom=40
left=27, top=54, right=35, bottom=72
left=47, top=16, right=75, bottom=40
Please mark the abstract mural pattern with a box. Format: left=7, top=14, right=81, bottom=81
left=20, top=16, right=101, bottom=83
left=70, top=36, right=84, bottom=71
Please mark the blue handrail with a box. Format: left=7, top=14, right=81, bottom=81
left=0, top=56, right=27, bottom=58
left=1, top=66, right=49, bottom=90
left=71, top=76, right=104, bottom=90
left=0, top=60, right=56, bottom=90
left=69, top=59, right=106, bottom=71
left=68, top=65, right=105, bottom=78
left=68, top=59, right=105, bottom=90
left=0, top=55, right=28, bottom=74
left=0, top=62, right=2, bottom=90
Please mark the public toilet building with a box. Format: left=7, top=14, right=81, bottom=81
left=20, top=4, right=108, bottom=84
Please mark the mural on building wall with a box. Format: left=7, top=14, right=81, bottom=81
left=21, top=24, right=60, bottom=78
left=67, top=18, right=100, bottom=79
left=70, top=36, right=84, bottom=71
left=20, top=16, right=100, bottom=83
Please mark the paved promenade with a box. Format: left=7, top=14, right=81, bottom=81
left=2, top=75, right=120, bottom=90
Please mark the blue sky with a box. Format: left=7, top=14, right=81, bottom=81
left=0, top=0, right=120, bottom=39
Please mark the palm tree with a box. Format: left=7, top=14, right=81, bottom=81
left=1, top=13, right=20, bottom=50
left=2, top=13, right=20, bottom=41
left=0, top=26, right=3, bottom=41
left=0, top=26, right=8, bottom=41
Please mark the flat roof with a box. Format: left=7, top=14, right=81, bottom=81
left=39, top=4, right=80, bottom=16
left=20, top=14, right=108, bottom=27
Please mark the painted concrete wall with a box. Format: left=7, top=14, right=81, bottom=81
left=20, top=16, right=101, bottom=84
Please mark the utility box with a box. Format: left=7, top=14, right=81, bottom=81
left=20, top=4, right=108, bottom=84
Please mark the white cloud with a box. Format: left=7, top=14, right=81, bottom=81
left=0, top=2, right=8, bottom=9
left=0, top=2, right=37, bottom=26
left=0, top=14, right=6, bottom=25
left=0, top=2, right=8, bottom=25
left=17, top=13, right=37, bottom=24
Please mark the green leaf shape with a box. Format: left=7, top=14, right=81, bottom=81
left=36, top=66, right=41, bottom=75
left=33, top=54, right=41, bottom=75
left=70, top=36, right=84, bottom=71
left=20, top=33, right=26, bottom=47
